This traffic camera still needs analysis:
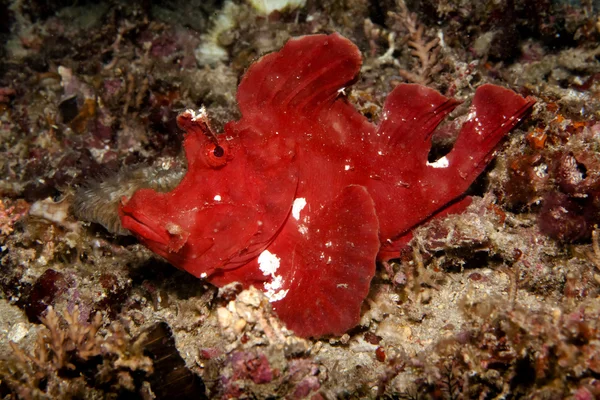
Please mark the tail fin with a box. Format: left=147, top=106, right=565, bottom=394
left=446, top=84, right=535, bottom=184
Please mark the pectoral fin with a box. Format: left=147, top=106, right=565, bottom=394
left=254, top=185, right=380, bottom=338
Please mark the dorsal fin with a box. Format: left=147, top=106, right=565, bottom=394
left=377, top=84, right=460, bottom=161
left=237, top=33, right=362, bottom=120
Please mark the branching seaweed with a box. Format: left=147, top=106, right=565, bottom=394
left=388, top=0, right=442, bottom=85
left=1, top=306, right=153, bottom=399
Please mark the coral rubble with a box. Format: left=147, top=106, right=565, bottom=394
left=1, top=0, right=599, bottom=398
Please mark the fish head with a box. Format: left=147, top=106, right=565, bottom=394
left=119, top=109, right=298, bottom=278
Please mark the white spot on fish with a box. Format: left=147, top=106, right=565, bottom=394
left=213, top=194, right=222, bottom=201
left=258, top=250, right=280, bottom=276
left=267, top=275, right=282, bottom=290
left=426, top=156, right=450, bottom=169
left=298, top=225, right=309, bottom=235
left=200, top=272, right=207, bottom=278
left=166, top=222, right=184, bottom=235
left=292, top=197, right=307, bottom=220
left=344, top=165, right=351, bottom=171
left=258, top=250, right=289, bottom=302
left=264, top=275, right=289, bottom=302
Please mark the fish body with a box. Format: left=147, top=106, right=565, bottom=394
left=120, top=34, right=535, bottom=337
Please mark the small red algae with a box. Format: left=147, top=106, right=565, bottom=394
left=468, top=272, right=484, bottom=281
left=119, top=33, right=534, bottom=337
left=231, top=352, right=274, bottom=384
left=199, top=348, right=221, bottom=360
left=376, top=346, right=386, bottom=362
left=292, top=376, right=321, bottom=399
left=25, top=269, right=71, bottom=322
left=526, top=128, right=548, bottom=149
left=364, top=331, right=382, bottom=345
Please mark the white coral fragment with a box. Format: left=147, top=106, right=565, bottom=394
left=194, top=1, right=239, bottom=66
left=248, top=0, right=306, bottom=15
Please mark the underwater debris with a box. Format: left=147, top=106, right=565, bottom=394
left=29, top=195, right=80, bottom=233
left=142, top=322, right=208, bottom=400
left=497, top=103, right=600, bottom=242
left=118, top=33, right=534, bottom=338
left=390, top=297, right=600, bottom=398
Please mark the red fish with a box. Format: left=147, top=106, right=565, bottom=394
left=119, top=33, right=535, bottom=338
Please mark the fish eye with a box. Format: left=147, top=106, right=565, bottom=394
left=213, top=146, right=224, bottom=158
left=205, top=142, right=229, bottom=168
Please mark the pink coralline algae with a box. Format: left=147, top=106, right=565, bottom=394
left=119, top=33, right=535, bottom=337
left=231, top=351, right=275, bottom=384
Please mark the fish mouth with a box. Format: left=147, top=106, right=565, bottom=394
left=120, top=206, right=171, bottom=248
left=120, top=205, right=216, bottom=276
